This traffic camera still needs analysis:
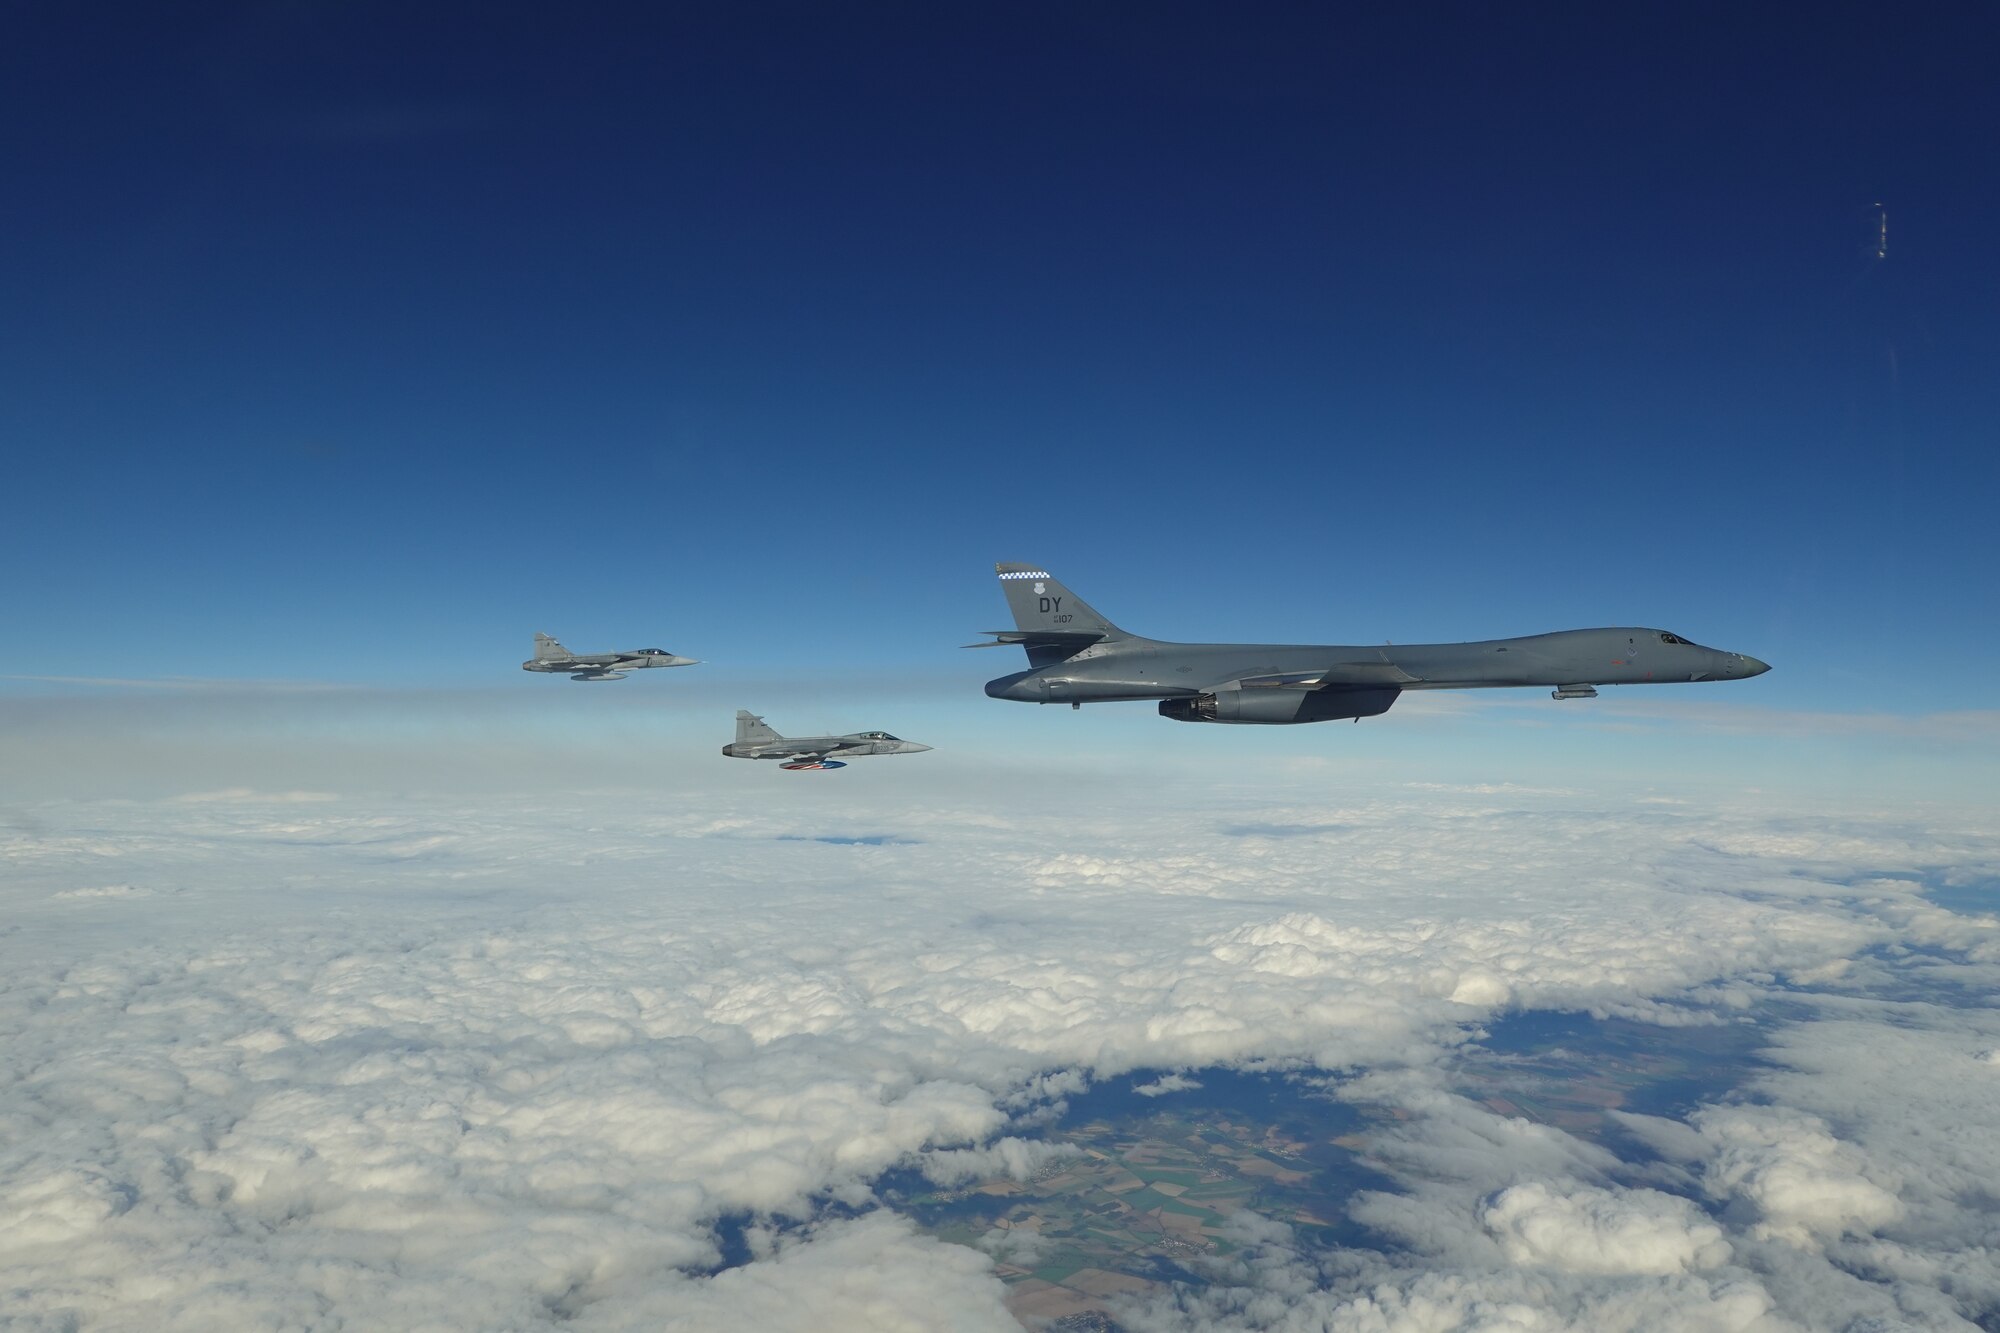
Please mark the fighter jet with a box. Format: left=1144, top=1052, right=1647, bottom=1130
left=973, top=563, right=1770, bottom=725
left=521, top=633, right=698, bottom=682
left=721, top=710, right=932, bottom=770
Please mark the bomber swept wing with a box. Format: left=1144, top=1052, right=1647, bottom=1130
left=1208, top=657, right=1426, bottom=692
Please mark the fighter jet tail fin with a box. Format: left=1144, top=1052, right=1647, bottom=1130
left=987, top=563, right=1129, bottom=665
left=735, top=710, right=782, bottom=745
left=534, top=633, right=573, bottom=662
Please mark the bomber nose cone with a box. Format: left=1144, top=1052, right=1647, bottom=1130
left=1741, top=655, right=1771, bottom=677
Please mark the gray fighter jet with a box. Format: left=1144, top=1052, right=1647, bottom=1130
left=522, top=633, right=699, bottom=682
left=973, top=563, right=1769, bottom=724
left=722, top=710, right=932, bottom=769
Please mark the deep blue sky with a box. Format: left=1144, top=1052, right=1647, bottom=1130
left=5, top=2, right=1997, bottom=715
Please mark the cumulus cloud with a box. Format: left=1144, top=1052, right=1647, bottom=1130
left=1479, top=1182, right=1732, bottom=1275
left=1123, top=1207, right=1781, bottom=1333
left=633, top=1214, right=1017, bottom=1332
left=1133, top=1072, right=1204, bottom=1097
left=919, top=1137, right=1079, bottom=1186
left=976, top=1222, right=1052, bottom=1268
left=2, top=782, right=1996, bottom=1328
left=1693, top=1106, right=1904, bottom=1247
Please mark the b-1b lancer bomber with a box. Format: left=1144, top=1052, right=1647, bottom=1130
left=722, top=711, right=932, bottom=770
left=522, top=633, right=699, bottom=682
left=972, top=563, right=1769, bottom=725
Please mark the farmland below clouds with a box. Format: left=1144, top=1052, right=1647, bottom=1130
left=3, top=781, right=1996, bottom=1329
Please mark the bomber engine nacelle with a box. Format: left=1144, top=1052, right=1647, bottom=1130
left=1158, top=687, right=1400, bottom=725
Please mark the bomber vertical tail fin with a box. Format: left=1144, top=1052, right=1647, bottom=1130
left=994, top=563, right=1126, bottom=638
left=966, top=563, right=1132, bottom=667
left=735, top=710, right=782, bottom=745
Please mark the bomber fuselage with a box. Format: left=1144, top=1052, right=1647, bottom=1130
left=985, top=628, right=1770, bottom=705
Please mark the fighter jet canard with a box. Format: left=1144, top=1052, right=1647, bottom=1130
left=522, top=633, right=699, bottom=682
left=722, top=710, right=932, bottom=770
left=971, top=563, right=1771, bottom=725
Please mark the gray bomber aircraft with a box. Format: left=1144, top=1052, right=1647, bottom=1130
left=722, top=710, right=932, bottom=769
left=522, top=633, right=699, bottom=682
left=973, top=563, right=1769, bottom=724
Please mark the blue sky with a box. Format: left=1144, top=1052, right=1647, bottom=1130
left=4, top=3, right=1996, bottom=744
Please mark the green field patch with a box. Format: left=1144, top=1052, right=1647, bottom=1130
left=1181, top=1179, right=1254, bottom=1197
left=934, top=1222, right=986, bottom=1247
left=1124, top=1187, right=1224, bottom=1220
left=1031, top=1259, right=1089, bottom=1285
left=1079, top=1226, right=1135, bottom=1248
left=1180, top=1198, right=1251, bottom=1212
left=1128, top=1167, right=1204, bottom=1188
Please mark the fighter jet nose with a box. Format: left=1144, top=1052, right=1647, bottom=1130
left=904, top=743, right=933, bottom=753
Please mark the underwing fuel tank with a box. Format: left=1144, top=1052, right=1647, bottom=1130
left=1551, top=685, right=1598, bottom=700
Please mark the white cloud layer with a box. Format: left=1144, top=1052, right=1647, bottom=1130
left=1480, top=1181, right=1733, bottom=1276
left=3, top=781, right=1996, bottom=1329
left=1134, top=1072, right=1204, bottom=1097
left=1693, top=1105, right=1904, bottom=1248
